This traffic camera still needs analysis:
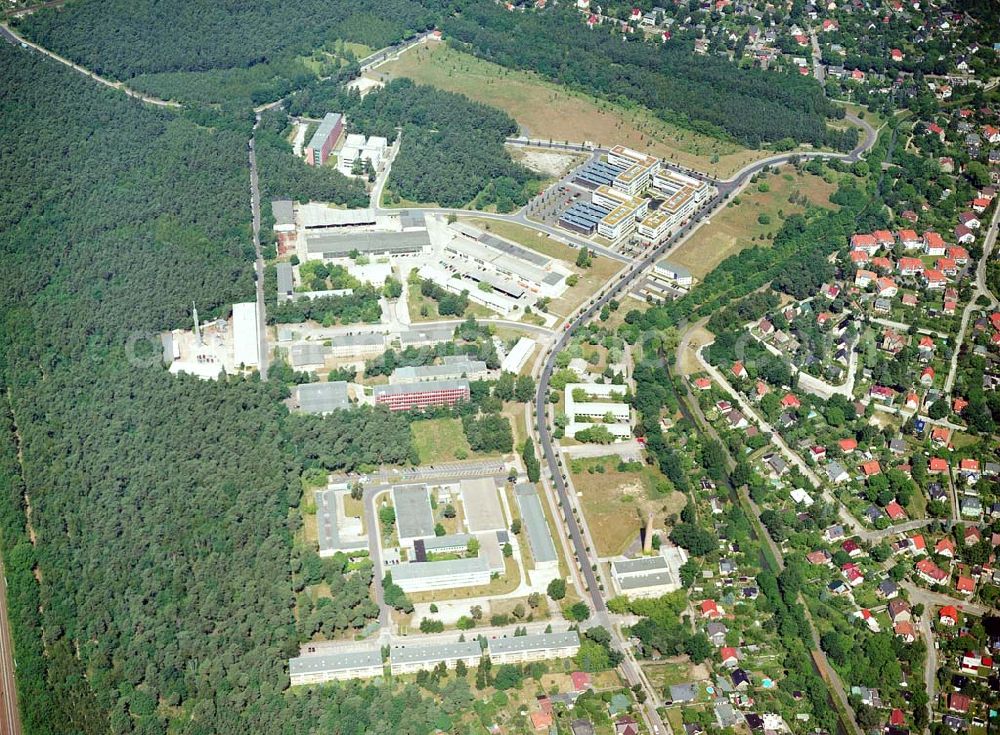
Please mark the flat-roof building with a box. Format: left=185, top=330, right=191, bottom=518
left=460, top=477, right=506, bottom=533
left=650, top=170, right=708, bottom=229
left=607, top=145, right=661, bottom=196
left=390, top=555, right=492, bottom=592
left=305, top=112, right=345, bottom=167
left=289, top=647, right=382, bottom=685
left=565, top=382, right=632, bottom=440
left=374, top=378, right=470, bottom=412
left=329, top=332, right=386, bottom=359
left=398, top=325, right=456, bottom=348
left=297, top=381, right=350, bottom=414
left=487, top=631, right=581, bottom=664
left=574, top=159, right=628, bottom=190
left=514, top=483, right=558, bottom=569
left=272, top=200, right=295, bottom=232
left=592, top=186, right=648, bottom=242
left=389, top=357, right=488, bottom=384
left=232, top=302, right=259, bottom=368
left=298, top=204, right=378, bottom=230
left=610, top=549, right=687, bottom=598
left=501, top=337, right=536, bottom=374
left=276, top=262, right=294, bottom=302
left=392, top=484, right=436, bottom=548
left=558, top=200, right=611, bottom=236
left=306, top=229, right=431, bottom=259
left=389, top=640, right=483, bottom=675
left=290, top=343, right=331, bottom=369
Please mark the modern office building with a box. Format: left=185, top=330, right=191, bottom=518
left=374, top=378, right=470, bottom=412
left=296, top=381, right=350, bottom=414
left=390, top=555, right=492, bottom=593
left=592, top=186, right=649, bottom=242
left=514, top=483, right=558, bottom=569
left=337, top=134, right=389, bottom=177
left=650, top=170, right=708, bottom=228
left=487, top=631, right=581, bottom=664
left=389, top=640, right=483, bottom=675
left=289, top=647, right=382, bottom=685
left=305, top=113, right=345, bottom=167
left=232, top=302, right=259, bottom=368
left=564, top=382, right=632, bottom=440
left=606, top=145, right=661, bottom=195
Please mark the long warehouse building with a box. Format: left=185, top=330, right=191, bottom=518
left=232, top=302, right=259, bottom=368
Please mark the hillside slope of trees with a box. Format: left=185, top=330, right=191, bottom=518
left=443, top=4, right=854, bottom=150
left=0, top=45, right=432, bottom=734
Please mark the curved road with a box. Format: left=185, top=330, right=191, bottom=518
left=530, top=112, right=879, bottom=735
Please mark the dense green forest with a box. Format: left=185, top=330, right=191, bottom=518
left=288, top=78, right=540, bottom=208
left=14, top=0, right=440, bottom=78
left=0, top=44, right=445, bottom=734
left=442, top=5, right=854, bottom=150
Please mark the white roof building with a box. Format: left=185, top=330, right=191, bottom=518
left=501, top=337, right=536, bottom=374
left=232, top=302, right=259, bottom=368
left=565, top=382, right=632, bottom=440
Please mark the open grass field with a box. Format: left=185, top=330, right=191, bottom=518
left=410, top=417, right=473, bottom=464
left=369, top=44, right=768, bottom=178
left=405, top=275, right=496, bottom=322
left=461, top=218, right=626, bottom=320
left=568, top=455, right=687, bottom=557
left=668, top=166, right=839, bottom=280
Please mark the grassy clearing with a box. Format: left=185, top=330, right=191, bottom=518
left=370, top=44, right=767, bottom=178
left=677, top=325, right=716, bottom=377
left=569, top=455, right=687, bottom=557
left=461, top=218, right=626, bottom=320
left=669, top=166, right=839, bottom=280
left=410, top=418, right=473, bottom=464
left=643, top=660, right=694, bottom=688
left=405, top=278, right=496, bottom=323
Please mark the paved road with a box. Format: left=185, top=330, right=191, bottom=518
left=528, top=103, right=880, bottom=734
left=248, top=130, right=269, bottom=378
left=944, top=201, right=1000, bottom=393
left=900, top=582, right=998, bottom=618
left=0, top=565, right=21, bottom=735
left=0, top=23, right=180, bottom=108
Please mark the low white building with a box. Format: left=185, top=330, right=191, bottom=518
left=232, top=302, right=259, bottom=368
left=337, top=134, right=388, bottom=177
left=390, top=555, right=492, bottom=593
left=653, top=259, right=693, bottom=287
left=564, top=382, right=632, bottom=440
left=500, top=337, right=536, bottom=374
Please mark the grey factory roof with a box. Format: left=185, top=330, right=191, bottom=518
left=289, top=647, right=381, bottom=677
left=315, top=488, right=367, bottom=554
left=398, top=325, right=457, bottom=347
left=618, top=571, right=673, bottom=590
left=450, top=222, right=549, bottom=267
left=332, top=332, right=385, bottom=349
left=297, top=382, right=349, bottom=414
left=276, top=262, right=293, bottom=296
left=390, top=554, right=490, bottom=581
left=398, top=210, right=426, bottom=229
left=307, top=112, right=343, bottom=153
left=390, top=640, right=482, bottom=666
left=487, top=631, right=580, bottom=656
left=514, top=483, right=557, bottom=565
left=392, top=359, right=486, bottom=382
left=306, top=229, right=430, bottom=257
left=271, top=199, right=294, bottom=227
left=391, top=484, right=436, bottom=541
left=374, top=378, right=470, bottom=397
left=290, top=343, right=331, bottom=368
left=612, top=556, right=670, bottom=575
